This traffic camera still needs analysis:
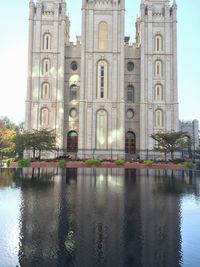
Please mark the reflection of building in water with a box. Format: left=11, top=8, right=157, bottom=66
left=18, top=169, right=77, bottom=267
left=17, top=168, right=187, bottom=267
left=181, top=170, right=200, bottom=196
left=74, top=169, right=182, bottom=267
left=75, top=168, right=125, bottom=267
left=139, top=169, right=182, bottom=267
left=123, top=169, right=142, bottom=267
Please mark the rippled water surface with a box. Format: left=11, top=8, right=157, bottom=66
left=0, top=168, right=200, bottom=267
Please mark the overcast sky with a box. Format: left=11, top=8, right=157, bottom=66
left=0, top=0, right=199, bottom=125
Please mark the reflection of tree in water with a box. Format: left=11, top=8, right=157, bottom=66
left=152, top=171, right=200, bottom=197
left=0, top=169, right=15, bottom=188
left=11, top=168, right=58, bottom=191
left=0, top=168, right=60, bottom=192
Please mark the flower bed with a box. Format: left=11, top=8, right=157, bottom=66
left=9, top=161, right=188, bottom=170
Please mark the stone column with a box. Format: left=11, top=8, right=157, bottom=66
left=25, top=1, right=35, bottom=130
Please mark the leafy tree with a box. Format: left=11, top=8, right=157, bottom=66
left=0, top=118, right=25, bottom=159
left=150, top=131, right=189, bottom=160
left=13, top=129, right=57, bottom=160
left=1, top=129, right=16, bottom=153
left=0, top=121, right=6, bottom=149
left=0, top=116, right=16, bottom=130
left=13, top=133, right=27, bottom=159
left=15, top=122, right=24, bottom=133
left=0, top=120, right=16, bottom=153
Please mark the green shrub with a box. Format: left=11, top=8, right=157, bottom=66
left=17, top=159, right=31, bottom=167
left=2, top=158, right=15, bottom=167
left=144, top=160, right=154, bottom=166
left=85, top=159, right=101, bottom=167
left=114, top=159, right=125, bottom=165
left=58, top=160, right=67, bottom=168
left=170, top=158, right=185, bottom=164
left=6, top=159, right=11, bottom=167
left=184, top=162, right=195, bottom=169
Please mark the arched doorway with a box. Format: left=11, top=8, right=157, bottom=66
left=125, top=131, right=136, bottom=154
left=67, top=131, right=78, bottom=152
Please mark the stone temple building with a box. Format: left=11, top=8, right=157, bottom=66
left=179, top=120, right=199, bottom=150
left=25, top=0, right=179, bottom=159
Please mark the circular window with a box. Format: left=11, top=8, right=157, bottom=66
left=69, top=108, right=78, bottom=118
left=127, top=61, right=134, bottom=71
left=127, top=109, right=134, bottom=119
left=71, top=61, right=78, bottom=71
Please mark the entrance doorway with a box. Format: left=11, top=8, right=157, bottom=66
left=125, top=131, right=136, bottom=154
left=67, top=131, right=78, bottom=152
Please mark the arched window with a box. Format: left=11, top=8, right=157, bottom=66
left=155, top=60, right=163, bottom=77
left=70, top=84, right=78, bottom=101
left=42, top=59, right=50, bottom=76
left=97, top=60, right=108, bottom=99
left=43, top=33, right=51, bottom=50
left=67, top=131, right=78, bottom=152
left=155, top=35, right=163, bottom=52
left=127, top=85, right=135, bottom=102
left=154, top=84, right=163, bottom=101
left=96, top=109, right=108, bottom=149
left=40, top=108, right=49, bottom=126
left=125, top=131, right=136, bottom=154
left=99, top=21, right=108, bottom=50
left=41, top=83, right=50, bottom=99
left=155, top=109, right=164, bottom=128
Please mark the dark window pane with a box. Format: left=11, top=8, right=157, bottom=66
left=127, top=61, right=134, bottom=71
left=71, top=61, right=78, bottom=71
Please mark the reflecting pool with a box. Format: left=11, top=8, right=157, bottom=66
left=0, top=168, right=200, bottom=267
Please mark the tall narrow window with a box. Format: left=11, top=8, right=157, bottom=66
left=40, top=108, right=49, bottom=126
left=155, top=35, right=163, bottom=52
left=96, top=110, right=108, bottom=149
left=42, top=59, right=50, bottom=76
left=155, top=60, right=163, bottom=77
left=99, top=22, right=108, bottom=50
left=70, top=84, right=78, bottom=101
left=97, top=60, right=108, bottom=99
left=41, top=83, right=50, bottom=99
left=43, top=33, right=51, bottom=50
left=127, top=85, right=135, bottom=102
left=155, top=109, right=164, bottom=128
left=154, top=84, right=163, bottom=101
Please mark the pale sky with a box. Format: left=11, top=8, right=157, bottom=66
left=0, top=0, right=199, bottom=125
